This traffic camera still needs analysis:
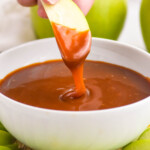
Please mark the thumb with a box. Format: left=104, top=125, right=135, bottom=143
left=43, top=0, right=59, bottom=5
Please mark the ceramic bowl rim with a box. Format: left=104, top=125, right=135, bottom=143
left=0, top=37, right=150, bottom=115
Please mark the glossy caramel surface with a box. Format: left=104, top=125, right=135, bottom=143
left=0, top=60, right=150, bottom=111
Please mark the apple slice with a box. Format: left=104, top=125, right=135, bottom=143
left=41, top=0, right=91, bottom=99
left=41, top=0, right=90, bottom=31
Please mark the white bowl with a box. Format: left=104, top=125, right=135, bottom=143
left=0, top=38, right=150, bottom=150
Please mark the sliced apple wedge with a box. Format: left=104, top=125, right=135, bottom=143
left=41, top=0, right=90, bottom=31
left=41, top=0, right=91, bottom=99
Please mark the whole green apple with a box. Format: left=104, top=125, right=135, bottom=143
left=31, top=6, right=54, bottom=38
left=31, top=0, right=127, bottom=40
left=140, top=0, right=150, bottom=52
left=86, top=0, right=127, bottom=40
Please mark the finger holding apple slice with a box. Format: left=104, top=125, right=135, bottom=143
left=41, top=0, right=92, bottom=99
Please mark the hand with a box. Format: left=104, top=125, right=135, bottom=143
left=17, top=0, right=94, bottom=18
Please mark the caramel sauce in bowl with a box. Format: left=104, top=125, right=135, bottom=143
left=0, top=38, right=150, bottom=150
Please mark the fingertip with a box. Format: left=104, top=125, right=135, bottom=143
left=17, top=0, right=24, bottom=6
left=38, top=6, right=48, bottom=19
left=73, top=0, right=95, bottom=15
left=18, top=0, right=37, bottom=7
left=43, top=0, right=59, bottom=5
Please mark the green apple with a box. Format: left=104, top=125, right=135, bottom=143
left=0, top=122, right=6, bottom=131
left=139, top=128, right=150, bottom=140
left=0, top=146, right=11, bottom=150
left=0, top=144, right=19, bottom=150
left=123, top=140, right=150, bottom=150
left=86, top=0, right=127, bottom=40
left=0, top=130, right=15, bottom=146
left=30, top=6, right=54, bottom=39
left=140, top=0, right=150, bottom=52
left=122, top=128, right=150, bottom=150
left=7, top=144, right=19, bottom=150
left=30, top=0, right=127, bottom=40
